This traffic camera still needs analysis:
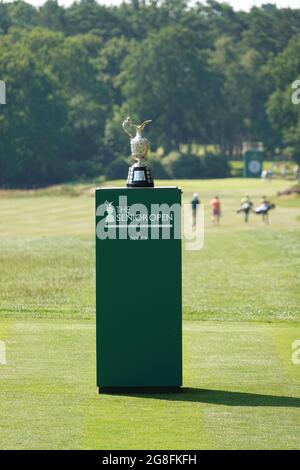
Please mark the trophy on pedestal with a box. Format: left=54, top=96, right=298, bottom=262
left=122, top=116, right=154, bottom=187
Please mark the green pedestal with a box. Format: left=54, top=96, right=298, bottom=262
left=95, top=187, right=182, bottom=391
left=243, top=150, right=264, bottom=177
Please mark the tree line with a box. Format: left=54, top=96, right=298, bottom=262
left=0, top=0, right=300, bottom=187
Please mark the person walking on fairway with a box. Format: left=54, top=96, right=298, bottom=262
left=255, top=196, right=275, bottom=224
left=191, top=193, right=200, bottom=228
left=210, top=196, right=221, bottom=225
left=237, top=195, right=253, bottom=223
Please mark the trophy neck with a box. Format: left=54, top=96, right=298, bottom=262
left=133, top=157, right=146, bottom=166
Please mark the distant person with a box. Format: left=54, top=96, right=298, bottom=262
left=210, top=196, right=221, bottom=225
left=190, top=193, right=200, bottom=228
left=255, top=196, right=275, bottom=224
left=261, top=169, right=268, bottom=181
left=294, top=164, right=300, bottom=182
left=281, top=165, right=287, bottom=179
left=267, top=168, right=273, bottom=182
left=237, top=195, right=253, bottom=223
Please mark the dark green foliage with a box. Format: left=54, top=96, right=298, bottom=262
left=163, top=153, right=203, bottom=179
left=105, top=157, right=129, bottom=180
left=202, top=154, right=231, bottom=178
left=0, top=28, right=109, bottom=187
left=162, top=152, right=230, bottom=179
left=121, top=26, right=220, bottom=152
left=0, top=0, right=300, bottom=186
left=148, top=155, right=169, bottom=179
left=38, top=0, right=66, bottom=32
left=265, top=35, right=300, bottom=162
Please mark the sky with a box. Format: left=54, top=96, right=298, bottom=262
left=3, top=0, right=300, bottom=10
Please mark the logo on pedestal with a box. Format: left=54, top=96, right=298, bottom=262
left=105, top=201, right=115, bottom=224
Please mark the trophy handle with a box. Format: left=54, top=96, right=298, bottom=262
left=122, top=117, right=152, bottom=138
left=122, top=116, right=135, bottom=138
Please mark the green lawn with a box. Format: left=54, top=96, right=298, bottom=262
left=0, top=178, right=299, bottom=449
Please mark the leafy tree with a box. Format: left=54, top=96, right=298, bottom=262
left=64, top=0, right=124, bottom=40
left=0, top=4, right=11, bottom=35
left=0, top=28, right=111, bottom=186
left=6, top=1, right=38, bottom=29
left=162, top=152, right=204, bottom=179
left=0, top=34, right=67, bottom=187
left=266, top=35, right=300, bottom=162
left=121, top=26, right=220, bottom=154
left=38, top=0, right=66, bottom=32
left=0, top=1, right=300, bottom=186
left=99, top=36, right=132, bottom=106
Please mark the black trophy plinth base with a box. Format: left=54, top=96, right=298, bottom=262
left=127, top=165, right=154, bottom=188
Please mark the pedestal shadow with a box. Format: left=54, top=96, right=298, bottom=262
left=104, top=387, right=300, bottom=408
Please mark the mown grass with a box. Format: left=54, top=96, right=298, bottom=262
left=0, top=178, right=298, bottom=322
left=0, top=319, right=299, bottom=449
left=0, top=178, right=299, bottom=449
left=0, top=230, right=299, bottom=322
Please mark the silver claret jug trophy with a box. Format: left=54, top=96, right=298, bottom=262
left=122, top=116, right=154, bottom=187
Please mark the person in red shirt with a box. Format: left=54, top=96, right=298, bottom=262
left=210, top=196, right=221, bottom=225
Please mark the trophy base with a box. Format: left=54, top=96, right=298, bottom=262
left=127, top=165, right=154, bottom=188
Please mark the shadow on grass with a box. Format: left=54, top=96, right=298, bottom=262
left=106, top=388, right=300, bottom=408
